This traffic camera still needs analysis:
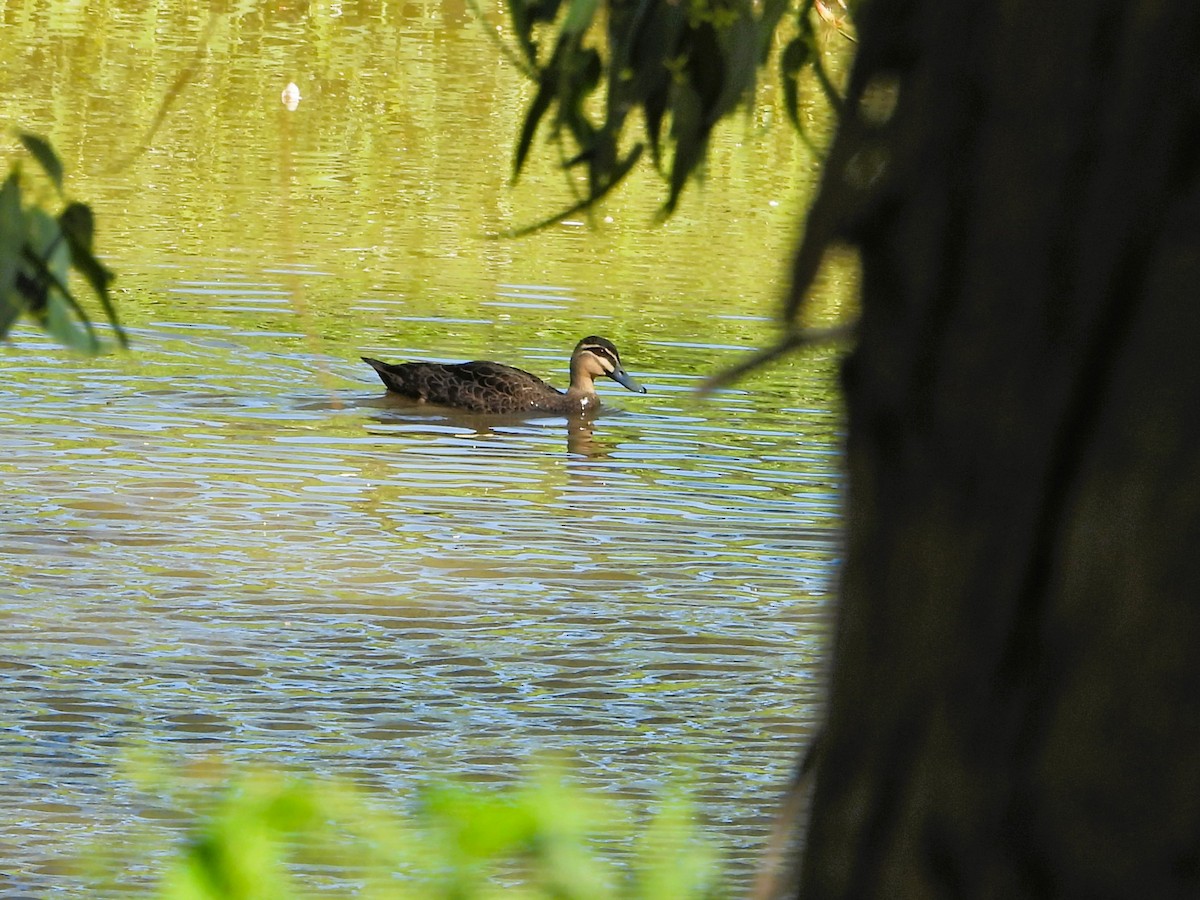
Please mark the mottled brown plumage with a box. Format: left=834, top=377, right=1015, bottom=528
left=362, top=336, right=645, bottom=414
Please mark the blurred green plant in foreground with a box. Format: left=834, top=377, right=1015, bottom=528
left=83, top=754, right=724, bottom=899
left=1, top=133, right=124, bottom=352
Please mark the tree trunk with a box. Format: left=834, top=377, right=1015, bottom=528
left=799, top=1, right=1200, bottom=895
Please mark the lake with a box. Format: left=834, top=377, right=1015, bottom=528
left=0, top=0, right=849, bottom=894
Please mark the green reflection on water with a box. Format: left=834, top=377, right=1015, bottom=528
left=0, top=0, right=850, bottom=370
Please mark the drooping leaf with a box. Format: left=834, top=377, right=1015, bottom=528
left=506, top=0, right=537, bottom=61
left=27, top=206, right=70, bottom=289
left=625, top=0, right=685, bottom=99
left=506, top=143, right=642, bottom=237
left=643, top=86, right=669, bottom=168
left=508, top=0, right=566, bottom=63
left=515, top=31, right=601, bottom=182
left=666, top=82, right=705, bottom=214
left=59, top=201, right=94, bottom=249
left=513, top=76, right=557, bottom=180
left=18, top=132, right=64, bottom=194
left=2, top=138, right=121, bottom=351
left=757, top=0, right=794, bottom=61
left=608, top=142, right=645, bottom=190
left=780, top=34, right=815, bottom=130
left=685, top=23, right=726, bottom=124
left=0, top=292, right=19, bottom=338
left=625, top=1, right=686, bottom=165
left=24, top=207, right=101, bottom=352
left=561, top=0, right=598, bottom=36
left=501, top=0, right=847, bottom=223
left=559, top=45, right=602, bottom=150
left=43, top=291, right=98, bottom=353
left=711, top=12, right=760, bottom=121
left=0, top=173, right=25, bottom=336
left=61, top=202, right=124, bottom=347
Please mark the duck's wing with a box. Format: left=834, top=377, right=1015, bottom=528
left=363, top=358, right=560, bottom=413
left=448, top=361, right=559, bottom=412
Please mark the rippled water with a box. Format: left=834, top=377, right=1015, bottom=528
left=1, top=272, right=840, bottom=893
left=0, top=0, right=848, bottom=894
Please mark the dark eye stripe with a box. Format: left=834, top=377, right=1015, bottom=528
left=581, top=344, right=619, bottom=365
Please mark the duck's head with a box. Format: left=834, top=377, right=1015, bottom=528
left=569, top=336, right=646, bottom=395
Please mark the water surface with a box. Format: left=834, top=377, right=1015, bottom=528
left=0, top=0, right=848, bottom=893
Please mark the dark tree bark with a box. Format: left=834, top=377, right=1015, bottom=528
left=797, top=0, right=1200, bottom=896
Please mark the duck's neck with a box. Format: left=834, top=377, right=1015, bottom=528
left=566, top=361, right=599, bottom=399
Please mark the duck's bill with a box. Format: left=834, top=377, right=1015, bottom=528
left=611, top=367, right=647, bottom=393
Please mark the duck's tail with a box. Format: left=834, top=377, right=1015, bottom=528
left=361, top=356, right=405, bottom=392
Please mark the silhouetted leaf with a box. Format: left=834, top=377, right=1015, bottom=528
left=515, top=33, right=601, bottom=182
left=666, top=83, right=705, bottom=214
left=506, top=143, right=643, bottom=237
left=513, top=78, right=556, bottom=180
left=502, top=0, right=847, bottom=221
left=626, top=2, right=685, bottom=164
left=61, top=202, right=124, bottom=347
left=685, top=24, right=726, bottom=122
left=609, top=143, right=644, bottom=186
left=712, top=13, right=760, bottom=120
left=560, top=46, right=602, bottom=149
left=59, top=201, right=94, bottom=249
left=508, top=0, right=565, bottom=62
left=780, top=35, right=815, bottom=130
left=644, top=87, right=668, bottom=168
left=18, top=133, right=64, bottom=194
left=757, top=0, right=793, bottom=61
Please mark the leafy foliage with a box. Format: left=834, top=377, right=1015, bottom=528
left=84, top=756, right=722, bottom=899
left=502, top=0, right=853, bottom=225
left=1, top=134, right=124, bottom=352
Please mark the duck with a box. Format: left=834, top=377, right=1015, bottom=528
left=362, top=335, right=646, bottom=414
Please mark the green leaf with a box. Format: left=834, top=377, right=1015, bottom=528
left=18, top=132, right=64, bottom=194
left=0, top=294, right=19, bottom=337
left=27, top=207, right=70, bottom=289
left=561, top=0, right=598, bottom=35
left=44, top=291, right=98, bottom=353
left=0, top=172, right=25, bottom=337
left=24, top=208, right=101, bottom=353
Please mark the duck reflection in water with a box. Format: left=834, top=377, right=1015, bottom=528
left=358, top=403, right=610, bottom=456
left=361, top=336, right=645, bottom=415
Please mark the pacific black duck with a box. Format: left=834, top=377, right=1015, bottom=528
left=362, top=335, right=646, bottom=414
